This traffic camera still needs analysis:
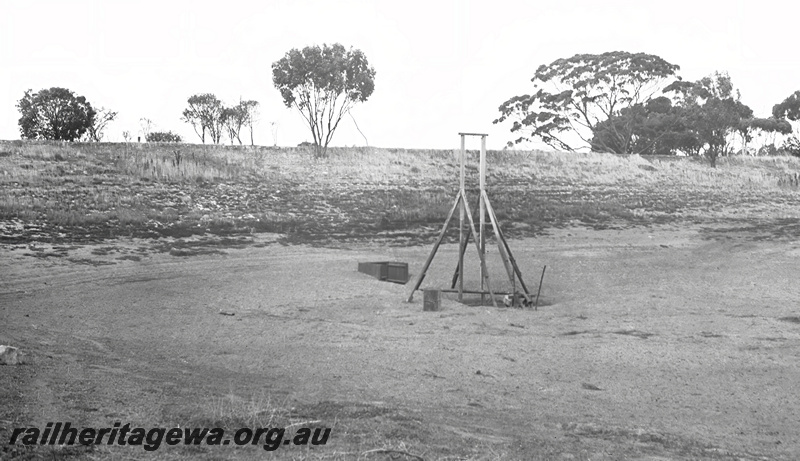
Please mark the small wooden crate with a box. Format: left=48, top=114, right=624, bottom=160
left=358, top=261, right=409, bottom=284
left=386, top=263, right=409, bottom=284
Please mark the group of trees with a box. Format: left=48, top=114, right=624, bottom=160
left=174, top=43, right=376, bottom=156
left=18, top=47, right=800, bottom=165
left=15, top=48, right=797, bottom=165
left=14, top=87, right=248, bottom=145
left=495, top=51, right=800, bottom=166
left=175, top=43, right=377, bottom=154
left=181, top=95, right=259, bottom=145
left=15, top=43, right=376, bottom=156
left=16, top=88, right=178, bottom=143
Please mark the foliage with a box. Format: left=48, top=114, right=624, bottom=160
left=772, top=90, right=800, bottom=121
left=495, top=51, right=787, bottom=164
left=239, top=100, right=259, bottom=146
left=181, top=97, right=258, bottom=145
left=781, top=136, right=800, bottom=157
left=272, top=43, right=376, bottom=157
left=663, top=72, right=753, bottom=167
left=17, top=87, right=97, bottom=141
left=85, top=107, right=118, bottom=142
left=221, top=100, right=259, bottom=145
left=222, top=105, right=246, bottom=145
left=494, top=51, right=680, bottom=151
left=770, top=90, right=800, bottom=157
left=742, top=117, right=792, bottom=152
left=146, top=131, right=182, bottom=143
left=182, top=94, right=225, bottom=144
left=746, top=117, right=793, bottom=134
left=591, top=97, right=696, bottom=155
left=592, top=74, right=790, bottom=162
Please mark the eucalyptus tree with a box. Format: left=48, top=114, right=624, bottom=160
left=17, top=87, right=96, bottom=141
left=494, top=51, right=680, bottom=152
left=182, top=94, right=225, bottom=144
left=272, top=43, right=376, bottom=157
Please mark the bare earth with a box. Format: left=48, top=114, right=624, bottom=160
left=1, top=223, right=799, bottom=460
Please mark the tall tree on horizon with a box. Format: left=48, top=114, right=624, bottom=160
left=240, top=100, right=259, bottom=146
left=272, top=43, right=376, bottom=157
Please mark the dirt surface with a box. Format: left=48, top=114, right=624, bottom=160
left=2, top=223, right=800, bottom=460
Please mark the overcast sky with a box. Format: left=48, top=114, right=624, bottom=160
left=1, top=0, right=797, bottom=150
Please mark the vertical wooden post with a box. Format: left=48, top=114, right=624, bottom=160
left=458, top=134, right=466, bottom=302
left=461, top=191, right=498, bottom=307
left=479, top=135, right=487, bottom=305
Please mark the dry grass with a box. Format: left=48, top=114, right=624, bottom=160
left=1, top=140, right=799, bottom=244
left=49, top=390, right=514, bottom=460
left=187, top=392, right=295, bottom=430
left=3, top=140, right=798, bottom=189
left=488, top=148, right=800, bottom=189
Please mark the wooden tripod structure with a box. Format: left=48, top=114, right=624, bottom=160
left=407, top=133, right=532, bottom=307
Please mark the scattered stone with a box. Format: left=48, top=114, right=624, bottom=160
left=0, top=345, right=21, bottom=365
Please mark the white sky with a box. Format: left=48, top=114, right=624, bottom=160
left=1, top=0, right=797, bottom=150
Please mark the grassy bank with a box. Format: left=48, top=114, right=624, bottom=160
left=1, top=140, right=799, bottom=245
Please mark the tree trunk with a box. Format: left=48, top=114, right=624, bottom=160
left=707, top=148, right=718, bottom=168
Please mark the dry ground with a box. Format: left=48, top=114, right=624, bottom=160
left=2, top=222, right=799, bottom=460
